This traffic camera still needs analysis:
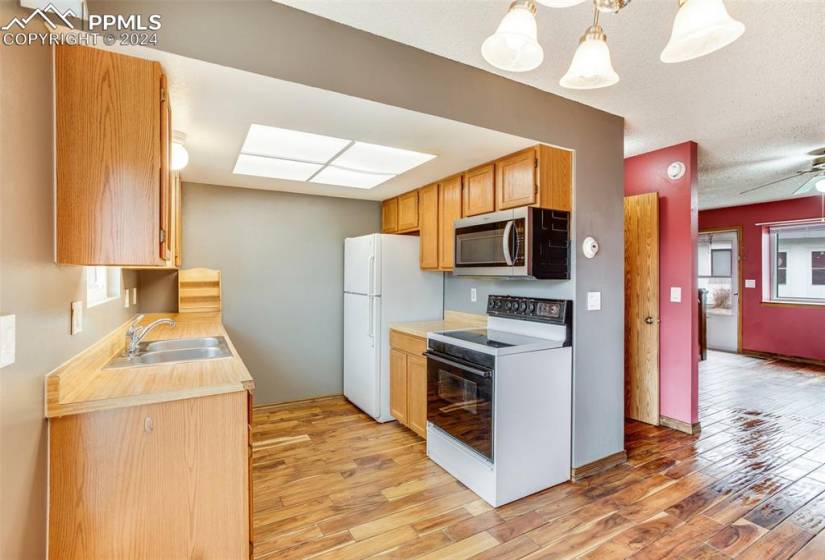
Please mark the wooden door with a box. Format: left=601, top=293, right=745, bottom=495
left=389, top=349, right=408, bottom=423
left=55, top=45, right=163, bottom=266
left=496, top=148, right=537, bottom=210
left=624, top=192, right=660, bottom=425
left=419, top=184, right=439, bottom=269
left=49, top=392, right=249, bottom=558
left=382, top=198, right=398, bottom=233
left=463, top=164, right=495, bottom=217
left=397, top=191, right=419, bottom=231
left=406, top=354, right=428, bottom=438
left=438, top=175, right=463, bottom=270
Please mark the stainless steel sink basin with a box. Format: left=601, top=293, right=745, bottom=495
left=105, top=336, right=232, bottom=369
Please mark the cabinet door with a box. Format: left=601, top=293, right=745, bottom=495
left=406, top=354, right=428, bottom=438
left=496, top=147, right=537, bottom=210
left=438, top=175, right=463, bottom=270
left=397, top=191, right=419, bottom=231
left=463, top=164, right=495, bottom=217
left=382, top=198, right=398, bottom=233
left=159, top=73, right=172, bottom=261
left=418, top=184, right=439, bottom=269
left=48, top=392, right=249, bottom=558
left=537, top=144, right=573, bottom=212
left=390, top=348, right=408, bottom=424
left=55, top=45, right=163, bottom=266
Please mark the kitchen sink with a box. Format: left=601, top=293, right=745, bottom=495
left=105, top=336, right=232, bottom=369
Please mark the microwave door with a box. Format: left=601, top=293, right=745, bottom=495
left=453, top=218, right=514, bottom=277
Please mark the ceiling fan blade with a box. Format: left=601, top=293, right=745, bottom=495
left=739, top=170, right=813, bottom=195
left=794, top=174, right=825, bottom=195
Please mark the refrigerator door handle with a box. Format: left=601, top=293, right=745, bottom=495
left=368, top=255, right=376, bottom=296
left=368, top=297, right=375, bottom=347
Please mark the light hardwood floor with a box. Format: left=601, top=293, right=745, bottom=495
left=252, top=351, right=825, bottom=559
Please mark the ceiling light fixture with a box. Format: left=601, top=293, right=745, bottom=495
left=560, top=5, right=619, bottom=90
left=481, top=0, right=544, bottom=73
left=661, top=0, right=745, bottom=63
left=480, top=0, right=745, bottom=85
left=171, top=131, right=189, bottom=171
left=232, top=124, right=436, bottom=189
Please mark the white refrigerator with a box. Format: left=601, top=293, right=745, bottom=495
left=344, top=234, right=443, bottom=422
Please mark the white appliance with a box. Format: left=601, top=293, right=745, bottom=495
left=426, top=295, right=572, bottom=507
left=344, top=234, right=443, bottom=422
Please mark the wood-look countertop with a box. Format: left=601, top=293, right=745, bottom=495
left=45, top=313, right=253, bottom=418
left=389, top=310, right=487, bottom=339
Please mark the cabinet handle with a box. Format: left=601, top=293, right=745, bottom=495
left=144, top=416, right=153, bottom=433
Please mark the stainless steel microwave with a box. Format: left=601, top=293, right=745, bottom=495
left=452, top=207, right=570, bottom=279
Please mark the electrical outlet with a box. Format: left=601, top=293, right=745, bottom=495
left=132, top=287, right=137, bottom=306
left=0, top=314, right=15, bottom=368
left=470, top=288, right=477, bottom=303
left=71, top=301, right=83, bottom=335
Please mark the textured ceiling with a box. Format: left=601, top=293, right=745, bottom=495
left=276, top=0, right=825, bottom=209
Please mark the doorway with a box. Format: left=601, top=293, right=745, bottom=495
left=697, top=228, right=742, bottom=353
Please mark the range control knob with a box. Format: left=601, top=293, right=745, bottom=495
left=518, top=301, right=527, bottom=312
left=528, top=303, right=535, bottom=313
left=504, top=301, right=512, bottom=311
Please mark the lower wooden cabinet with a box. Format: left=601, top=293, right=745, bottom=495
left=389, top=330, right=428, bottom=438
left=48, top=391, right=251, bottom=559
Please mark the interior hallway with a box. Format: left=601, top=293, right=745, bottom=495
left=251, top=352, right=825, bottom=559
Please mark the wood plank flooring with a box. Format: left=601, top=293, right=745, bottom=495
left=252, top=351, right=825, bottom=559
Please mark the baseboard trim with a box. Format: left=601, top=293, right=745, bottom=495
left=741, top=349, right=825, bottom=368
left=660, top=415, right=701, bottom=435
left=571, top=450, right=627, bottom=482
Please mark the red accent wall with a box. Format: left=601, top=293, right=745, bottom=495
left=699, top=195, right=825, bottom=361
left=625, top=142, right=699, bottom=425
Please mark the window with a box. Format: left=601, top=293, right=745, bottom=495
left=698, top=234, right=734, bottom=315
left=85, top=267, right=122, bottom=307
left=711, top=249, right=732, bottom=277
left=768, top=224, right=825, bottom=304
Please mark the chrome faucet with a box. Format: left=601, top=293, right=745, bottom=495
left=125, top=315, right=177, bottom=357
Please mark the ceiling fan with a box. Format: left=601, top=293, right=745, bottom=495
left=739, top=155, right=825, bottom=196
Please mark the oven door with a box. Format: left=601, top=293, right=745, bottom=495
left=453, top=209, right=526, bottom=277
left=426, top=351, right=494, bottom=461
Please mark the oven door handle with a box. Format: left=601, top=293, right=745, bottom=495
left=424, top=352, right=493, bottom=378
left=502, top=220, right=514, bottom=266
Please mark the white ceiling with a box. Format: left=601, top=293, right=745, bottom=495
left=96, top=44, right=535, bottom=200
left=275, top=0, right=825, bottom=209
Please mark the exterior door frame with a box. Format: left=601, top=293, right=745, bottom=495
left=699, top=226, right=744, bottom=353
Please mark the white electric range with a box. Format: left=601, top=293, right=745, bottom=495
left=425, top=295, right=572, bottom=507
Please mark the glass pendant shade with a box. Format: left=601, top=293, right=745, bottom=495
left=481, top=1, right=544, bottom=72
left=660, top=0, right=745, bottom=63
left=171, top=131, right=189, bottom=171
left=560, top=26, right=619, bottom=90
left=536, top=0, right=587, bottom=7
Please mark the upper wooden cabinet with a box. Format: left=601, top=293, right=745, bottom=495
left=537, top=144, right=573, bottom=213
left=397, top=191, right=419, bottom=232
left=463, top=164, right=496, bottom=217
left=55, top=45, right=172, bottom=266
left=382, top=198, right=399, bottom=233
left=418, top=184, right=439, bottom=270
left=496, top=147, right=537, bottom=210
left=438, top=175, right=463, bottom=271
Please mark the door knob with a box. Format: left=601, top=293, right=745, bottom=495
left=644, top=316, right=655, bottom=325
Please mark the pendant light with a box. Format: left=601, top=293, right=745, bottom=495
left=536, top=0, right=586, bottom=7
left=481, top=0, right=544, bottom=72
left=560, top=6, right=619, bottom=90
left=660, top=0, right=745, bottom=63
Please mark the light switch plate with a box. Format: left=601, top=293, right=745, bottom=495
left=745, top=279, right=756, bottom=288
left=470, top=288, right=477, bottom=303
left=71, top=301, right=83, bottom=335
left=587, top=291, right=601, bottom=311
left=0, top=314, right=15, bottom=368
left=670, top=287, right=682, bottom=303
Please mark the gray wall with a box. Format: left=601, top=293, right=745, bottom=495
left=180, top=182, right=380, bottom=405
left=0, top=10, right=138, bottom=557
left=97, top=0, right=626, bottom=470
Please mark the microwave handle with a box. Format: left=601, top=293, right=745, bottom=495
left=502, top=220, right=514, bottom=266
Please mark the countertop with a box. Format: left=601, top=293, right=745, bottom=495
left=390, top=310, right=487, bottom=339
left=45, top=313, right=253, bottom=418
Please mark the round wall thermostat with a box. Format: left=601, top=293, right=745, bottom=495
left=582, top=236, right=599, bottom=259
left=667, top=161, right=686, bottom=180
